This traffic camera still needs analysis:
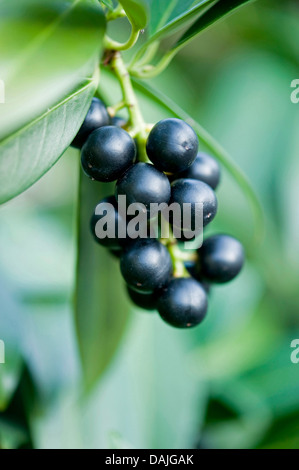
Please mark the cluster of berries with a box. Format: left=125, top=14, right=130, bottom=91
left=72, top=97, right=245, bottom=329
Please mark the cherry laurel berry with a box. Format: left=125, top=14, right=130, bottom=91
left=81, top=126, right=136, bottom=182
left=72, top=97, right=110, bottom=149
left=127, top=287, right=158, bottom=311
left=197, top=234, right=245, bottom=283
left=146, top=118, right=199, bottom=173
left=157, top=277, right=208, bottom=328
left=120, top=239, right=173, bottom=294
left=115, top=162, right=171, bottom=214
left=175, top=152, right=221, bottom=190
left=170, top=178, right=218, bottom=230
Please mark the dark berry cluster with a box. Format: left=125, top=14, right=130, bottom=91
left=72, top=98, right=245, bottom=329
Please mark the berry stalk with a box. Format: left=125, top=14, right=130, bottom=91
left=109, top=52, right=149, bottom=162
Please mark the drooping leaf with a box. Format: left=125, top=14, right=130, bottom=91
left=0, top=76, right=98, bottom=204
left=0, top=0, right=106, bottom=204
left=132, top=78, right=264, bottom=243
left=173, top=0, right=255, bottom=51
left=0, top=0, right=105, bottom=141
left=118, top=0, right=149, bottom=29
left=75, top=170, right=132, bottom=390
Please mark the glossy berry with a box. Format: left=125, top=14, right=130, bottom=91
left=127, top=287, right=158, bottom=311
left=197, top=234, right=245, bottom=283
left=175, top=152, right=221, bottom=190
left=90, top=196, right=126, bottom=250
left=184, top=260, right=210, bottom=294
left=157, top=277, right=208, bottom=328
left=81, top=126, right=136, bottom=182
left=120, top=239, right=173, bottom=293
left=146, top=118, right=199, bottom=173
left=115, top=163, right=171, bottom=214
left=72, top=98, right=109, bottom=149
left=169, top=178, right=217, bottom=233
left=111, top=115, right=127, bottom=128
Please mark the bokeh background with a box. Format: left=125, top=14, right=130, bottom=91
left=1, top=0, right=299, bottom=449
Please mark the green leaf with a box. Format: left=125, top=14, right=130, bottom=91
left=75, top=170, right=132, bottom=390
left=119, top=0, right=149, bottom=29
left=148, top=0, right=214, bottom=41
left=148, top=0, right=199, bottom=35
left=173, top=0, right=255, bottom=50
left=0, top=0, right=105, bottom=141
left=0, top=280, right=24, bottom=411
left=0, top=76, right=98, bottom=204
left=0, top=0, right=106, bottom=204
left=0, top=419, right=29, bottom=449
left=132, top=78, right=264, bottom=243
left=131, top=1, right=214, bottom=66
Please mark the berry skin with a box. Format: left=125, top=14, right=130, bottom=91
left=90, top=196, right=126, bottom=250
left=175, top=152, right=221, bottom=190
left=169, top=178, right=218, bottom=232
left=115, top=163, right=171, bottom=214
left=120, top=239, right=173, bottom=293
left=72, top=98, right=110, bottom=149
left=81, top=126, right=136, bottom=182
left=111, top=115, right=127, bottom=128
left=157, top=277, right=208, bottom=328
left=146, top=118, right=199, bottom=173
left=184, top=260, right=210, bottom=294
left=197, top=234, right=245, bottom=283
left=127, top=287, right=158, bottom=311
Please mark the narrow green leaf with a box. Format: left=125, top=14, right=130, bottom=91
left=173, top=0, right=255, bottom=50
left=131, top=1, right=214, bottom=66
left=0, top=0, right=105, bottom=141
left=148, top=0, right=198, bottom=35
left=75, top=171, right=132, bottom=390
left=119, top=0, right=149, bottom=29
left=132, top=78, right=264, bottom=243
left=149, top=0, right=214, bottom=42
left=0, top=76, right=98, bottom=204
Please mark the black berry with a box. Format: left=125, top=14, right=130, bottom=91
left=127, top=287, right=158, bottom=311
left=81, top=126, right=136, bottom=182
left=157, top=277, right=208, bottom=328
left=169, top=178, right=217, bottom=233
left=115, top=163, right=171, bottom=214
left=90, top=196, right=126, bottom=250
left=184, top=260, right=210, bottom=293
left=146, top=118, right=199, bottom=173
left=197, top=234, right=245, bottom=283
left=120, top=239, right=173, bottom=293
left=72, top=98, right=109, bottom=149
left=111, top=115, right=127, bottom=128
left=175, top=152, right=221, bottom=190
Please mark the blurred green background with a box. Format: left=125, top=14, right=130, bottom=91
left=1, top=0, right=299, bottom=449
